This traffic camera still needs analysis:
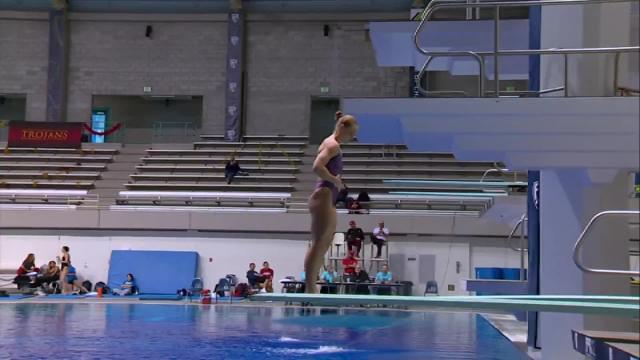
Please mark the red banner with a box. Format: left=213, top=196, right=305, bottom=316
left=8, top=121, right=83, bottom=149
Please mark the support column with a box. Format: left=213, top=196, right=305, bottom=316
left=526, top=171, right=541, bottom=349
left=539, top=169, right=633, bottom=359
left=224, top=0, right=245, bottom=141
left=45, top=5, right=69, bottom=122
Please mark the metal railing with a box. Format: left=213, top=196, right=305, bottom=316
left=573, top=210, right=640, bottom=275
left=480, top=163, right=519, bottom=182
left=413, top=0, right=640, bottom=97
left=506, top=213, right=528, bottom=280
left=508, top=213, right=528, bottom=252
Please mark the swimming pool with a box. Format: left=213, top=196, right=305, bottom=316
left=0, top=303, right=528, bottom=359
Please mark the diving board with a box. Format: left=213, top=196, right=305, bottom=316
left=250, top=293, right=640, bottom=317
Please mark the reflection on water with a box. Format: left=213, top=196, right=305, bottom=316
left=0, top=303, right=528, bottom=360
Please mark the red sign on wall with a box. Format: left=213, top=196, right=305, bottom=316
left=8, top=121, right=83, bottom=149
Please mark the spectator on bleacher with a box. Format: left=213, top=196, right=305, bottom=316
left=346, top=220, right=365, bottom=256
left=342, top=250, right=358, bottom=277
left=348, top=199, right=362, bottom=214
left=320, top=264, right=339, bottom=294
left=372, top=221, right=390, bottom=259
left=224, top=155, right=244, bottom=184
left=260, top=261, right=274, bottom=293
left=356, top=190, right=371, bottom=214
left=246, top=263, right=264, bottom=288
left=113, top=273, right=137, bottom=296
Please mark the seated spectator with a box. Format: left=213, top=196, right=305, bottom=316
left=348, top=199, right=362, bottom=214
left=336, top=186, right=350, bottom=209
left=372, top=221, right=390, bottom=259
left=342, top=251, right=358, bottom=277
left=356, top=190, right=371, bottom=214
left=351, top=265, right=370, bottom=295
left=260, top=261, right=274, bottom=293
left=14, top=253, right=39, bottom=289
left=320, top=264, right=339, bottom=294
left=64, top=265, right=89, bottom=295
left=246, top=262, right=264, bottom=289
left=17, top=253, right=39, bottom=276
left=224, top=155, right=246, bottom=184
left=113, top=273, right=137, bottom=296
left=33, top=261, right=60, bottom=290
left=375, top=264, right=393, bottom=296
left=346, top=220, right=365, bottom=256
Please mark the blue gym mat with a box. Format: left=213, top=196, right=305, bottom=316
left=108, top=250, right=198, bottom=295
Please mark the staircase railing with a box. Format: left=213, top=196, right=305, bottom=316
left=573, top=210, right=640, bottom=275
left=413, top=0, right=640, bottom=97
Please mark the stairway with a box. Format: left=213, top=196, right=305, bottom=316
left=91, top=144, right=147, bottom=206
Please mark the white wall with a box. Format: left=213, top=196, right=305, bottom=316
left=540, top=2, right=639, bottom=96
left=0, top=233, right=524, bottom=296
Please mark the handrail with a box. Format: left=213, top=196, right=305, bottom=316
left=573, top=210, right=640, bottom=275
left=480, top=165, right=518, bottom=182
left=508, top=213, right=528, bottom=252
left=413, top=0, right=640, bottom=98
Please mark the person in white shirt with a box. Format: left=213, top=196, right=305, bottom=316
left=372, top=221, right=389, bottom=258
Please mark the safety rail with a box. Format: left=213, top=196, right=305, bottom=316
left=508, top=213, right=528, bottom=252
left=413, top=0, right=640, bottom=97
left=480, top=163, right=519, bottom=182
left=505, top=213, right=528, bottom=280
left=573, top=210, right=640, bottom=275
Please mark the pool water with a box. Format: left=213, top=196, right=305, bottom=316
left=0, top=303, right=528, bottom=359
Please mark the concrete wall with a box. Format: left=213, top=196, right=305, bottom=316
left=66, top=13, right=228, bottom=134
left=0, top=231, right=523, bottom=296
left=0, top=11, right=409, bottom=138
left=244, top=18, right=409, bottom=136
left=540, top=2, right=639, bottom=96
left=92, top=95, right=203, bottom=143
left=0, top=13, right=49, bottom=122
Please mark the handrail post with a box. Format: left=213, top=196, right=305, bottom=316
left=494, top=5, right=500, bottom=97
left=613, top=52, right=621, bottom=96
left=520, top=214, right=526, bottom=280
left=563, top=53, right=569, bottom=97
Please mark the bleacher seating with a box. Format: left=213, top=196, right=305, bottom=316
left=118, top=137, right=304, bottom=207
left=115, top=191, right=291, bottom=209
left=0, top=189, right=98, bottom=208
left=339, top=146, right=526, bottom=197
left=0, top=146, right=116, bottom=194
left=113, top=136, right=525, bottom=214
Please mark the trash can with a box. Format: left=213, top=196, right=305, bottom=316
left=398, top=281, right=413, bottom=296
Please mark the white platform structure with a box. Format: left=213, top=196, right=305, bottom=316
left=345, top=95, right=639, bottom=359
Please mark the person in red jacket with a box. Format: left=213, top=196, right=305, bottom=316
left=259, top=261, right=274, bottom=293
left=342, top=250, right=359, bottom=277
left=17, top=253, right=39, bottom=275
left=14, top=253, right=39, bottom=289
